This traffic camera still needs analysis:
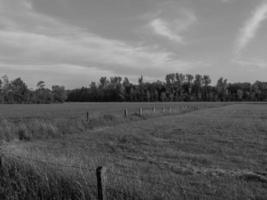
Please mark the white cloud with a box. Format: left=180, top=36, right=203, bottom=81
left=149, top=9, right=196, bottom=43
left=235, top=2, right=267, bottom=55
left=150, top=18, right=184, bottom=43
left=0, top=0, right=202, bottom=84
left=233, top=58, right=267, bottom=69
left=0, top=29, right=196, bottom=74
left=221, top=0, right=231, bottom=3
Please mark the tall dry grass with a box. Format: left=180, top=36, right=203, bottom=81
left=2, top=103, right=265, bottom=200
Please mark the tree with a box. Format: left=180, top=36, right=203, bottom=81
left=203, top=75, right=211, bottom=100
left=251, top=81, right=267, bottom=101
left=2, top=73, right=267, bottom=104
left=108, top=76, right=123, bottom=101
left=37, top=81, right=45, bottom=90
left=98, top=77, right=109, bottom=101
left=2, top=75, right=9, bottom=89
left=89, top=82, right=98, bottom=101
left=175, top=73, right=185, bottom=100
left=10, top=78, right=29, bottom=103
left=34, top=81, right=53, bottom=103
left=165, top=73, right=176, bottom=101
left=122, top=77, right=131, bottom=101
left=1, top=75, right=12, bottom=103
left=138, top=75, right=145, bottom=101
left=99, top=77, right=108, bottom=89
left=184, top=74, right=194, bottom=100
left=216, top=77, right=228, bottom=101
left=194, top=74, right=203, bottom=100
left=252, top=81, right=261, bottom=101
left=52, top=85, right=66, bottom=103
left=237, top=89, right=243, bottom=100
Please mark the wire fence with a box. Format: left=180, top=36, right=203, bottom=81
left=84, top=104, right=222, bottom=121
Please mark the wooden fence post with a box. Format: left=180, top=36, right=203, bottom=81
left=124, top=108, right=128, bottom=118
left=86, top=112, right=89, bottom=121
left=96, top=166, right=107, bottom=200
left=139, top=107, right=143, bottom=116
left=162, top=106, right=165, bottom=113
left=153, top=105, right=156, bottom=113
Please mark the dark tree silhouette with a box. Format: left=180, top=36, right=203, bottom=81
left=1, top=74, right=267, bottom=104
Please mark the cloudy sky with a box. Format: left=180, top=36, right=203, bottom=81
left=0, top=0, right=267, bottom=88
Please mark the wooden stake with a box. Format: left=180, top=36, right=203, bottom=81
left=153, top=105, right=156, bottom=113
left=96, top=166, right=107, bottom=200
left=124, top=108, right=128, bottom=118
left=139, top=107, right=143, bottom=116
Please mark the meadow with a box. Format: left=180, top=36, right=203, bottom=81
left=0, top=102, right=267, bottom=200
left=0, top=102, right=227, bottom=141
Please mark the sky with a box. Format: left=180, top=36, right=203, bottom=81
left=0, top=0, right=267, bottom=89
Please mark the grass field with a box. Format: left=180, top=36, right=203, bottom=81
left=0, top=102, right=267, bottom=200
left=0, top=102, right=228, bottom=141
left=0, top=102, right=230, bottom=120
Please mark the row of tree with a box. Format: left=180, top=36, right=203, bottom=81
left=67, top=73, right=267, bottom=102
left=0, top=75, right=66, bottom=104
left=1, top=73, right=267, bottom=104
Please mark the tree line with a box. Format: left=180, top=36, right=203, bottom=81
left=0, top=75, right=66, bottom=104
left=67, top=73, right=267, bottom=102
left=1, top=73, right=267, bottom=104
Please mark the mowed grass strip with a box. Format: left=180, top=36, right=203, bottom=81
left=0, top=102, right=230, bottom=120
left=1, top=103, right=267, bottom=199
left=0, top=102, right=229, bottom=142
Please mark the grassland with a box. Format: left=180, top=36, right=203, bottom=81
left=0, top=102, right=227, bottom=141
left=0, top=102, right=267, bottom=200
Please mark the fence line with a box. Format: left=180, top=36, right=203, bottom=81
left=83, top=104, right=193, bottom=122
left=116, top=104, right=208, bottom=117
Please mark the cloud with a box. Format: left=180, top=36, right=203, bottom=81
left=235, top=2, right=267, bottom=55
left=0, top=29, right=197, bottom=75
left=221, top=0, right=231, bottom=3
left=149, top=8, right=196, bottom=43
left=0, top=62, right=118, bottom=89
left=233, top=58, right=267, bottom=69
left=150, top=19, right=183, bottom=43
left=0, top=0, right=202, bottom=86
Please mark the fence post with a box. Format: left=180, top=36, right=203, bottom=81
left=96, top=166, right=107, bottom=200
left=86, top=112, right=89, bottom=121
left=124, top=108, right=128, bottom=118
left=153, top=105, right=156, bottom=113
left=139, top=107, right=143, bottom=116
left=162, top=106, right=165, bottom=113
left=169, top=107, right=172, bottom=113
